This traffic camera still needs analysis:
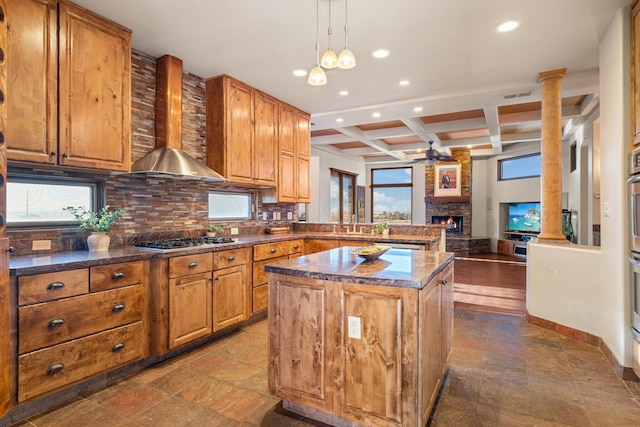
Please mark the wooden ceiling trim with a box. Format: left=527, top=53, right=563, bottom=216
left=419, top=109, right=485, bottom=124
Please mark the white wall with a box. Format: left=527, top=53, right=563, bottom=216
left=528, top=7, right=631, bottom=367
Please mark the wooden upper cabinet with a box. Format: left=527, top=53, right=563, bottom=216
left=206, top=74, right=278, bottom=186
left=7, top=0, right=131, bottom=171
left=58, top=1, right=131, bottom=171
left=264, top=103, right=311, bottom=203
left=7, top=0, right=57, bottom=164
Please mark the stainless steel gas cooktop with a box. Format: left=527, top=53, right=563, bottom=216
left=132, top=236, right=236, bottom=252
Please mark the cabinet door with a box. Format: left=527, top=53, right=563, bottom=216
left=420, top=281, right=442, bottom=425
left=440, top=265, right=454, bottom=373
left=6, top=0, right=57, bottom=164
left=254, top=91, right=278, bottom=186
left=213, top=264, right=247, bottom=331
left=58, top=1, right=131, bottom=171
left=225, top=78, right=254, bottom=183
left=305, top=239, right=340, bottom=254
left=278, top=151, right=296, bottom=202
left=295, top=111, right=311, bottom=202
left=169, top=272, right=212, bottom=349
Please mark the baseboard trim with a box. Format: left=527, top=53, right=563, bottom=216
left=527, top=312, right=639, bottom=382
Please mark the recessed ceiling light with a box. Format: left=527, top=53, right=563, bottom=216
left=372, top=112, right=381, bottom=118
left=293, top=69, right=307, bottom=77
left=413, top=107, right=423, bottom=113
left=372, top=49, right=390, bottom=59
left=399, top=80, right=410, bottom=86
left=339, top=90, right=349, bottom=96
left=495, top=20, right=520, bottom=33
left=336, top=118, right=344, bottom=123
left=467, top=145, right=473, bottom=149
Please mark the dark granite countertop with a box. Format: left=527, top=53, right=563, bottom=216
left=9, top=248, right=155, bottom=276
left=9, top=232, right=441, bottom=275
left=264, top=246, right=454, bottom=289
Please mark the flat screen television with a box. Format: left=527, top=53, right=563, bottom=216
left=508, top=202, right=541, bottom=233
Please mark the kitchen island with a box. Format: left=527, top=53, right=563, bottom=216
left=266, top=247, right=455, bottom=427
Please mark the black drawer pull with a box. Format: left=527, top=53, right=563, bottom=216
left=111, top=343, right=125, bottom=352
left=47, top=318, right=65, bottom=328
left=438, top=279, right=448, bottom=286
left=270, top=248, right=276, bottom=253
left=111, top=271, right=125, bottom=280
left=46, top=363, right=64, bottom=375
left=46, top=281, right=65, bottom=291
left=112, top=303, right=126, bottom=313
left=227, top=255, right=235, bottom=262
left=188, top=262, right=198, bottom=269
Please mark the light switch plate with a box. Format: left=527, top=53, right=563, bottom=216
left=348, top=316, right=361, bottom=339
left=287, top=212, right=293, bottom=220
left=603, top=201, right=610, bottom=217
left=273, top=212, right=277, bottom=220
left=262, top=213, right=267, bottom=221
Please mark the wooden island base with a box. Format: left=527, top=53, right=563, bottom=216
left=266, top=247, right=454, bottom=427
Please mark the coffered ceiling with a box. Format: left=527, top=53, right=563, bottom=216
left=73, top=0, right=630, bottom=164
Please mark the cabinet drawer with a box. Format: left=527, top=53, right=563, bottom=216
left=19, top=269, right=89, bottom=306
left=18, top=321, right=145, bottom=402
left=253, top=255, right=287, bottom=287
left=90, top=260, right=144, bottom=292
left=253, top=241, right=291, bottom=261
left=287, top=239, right=304, bottom=255
left=19, top=285, right=143, bottom=354
left=169, top=252, right=213, bottom=278
left=213, top=247, right=251, bottom=270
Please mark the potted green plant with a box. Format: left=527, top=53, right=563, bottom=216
left=374, top=222, right=389, bottom=237
left=63, top=205, right=125, bottom=252
left=206, top=224, right=224, bottom=237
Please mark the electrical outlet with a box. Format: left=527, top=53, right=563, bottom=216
left=262, top=212, right=267, bottom=221
left=347, top=316, right=361, bottom=339
left=287, top=211, right=293, bottom=220
left=276, top=212, right=281, bottom=220
left=273, top=212, right=277, bottom=220
left=230, top=227, right=239, bottom=235
left=32, top=240, right=51, bottom=251
left=603, top=201, right=610, bottom=217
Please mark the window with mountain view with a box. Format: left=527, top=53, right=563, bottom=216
left=371, top=167, right=412, bottom=224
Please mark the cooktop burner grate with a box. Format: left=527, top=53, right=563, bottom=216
left=134, top=236, right=235, bottom=251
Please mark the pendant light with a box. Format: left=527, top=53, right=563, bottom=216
left=320, top=0, right=338, bottom=69
left=308, top=0, right=327, bottom=86
left=337, top=0, right=356, bottom=69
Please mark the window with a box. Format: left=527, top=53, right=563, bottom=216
left=330, top=169, right=357, bottom=223
left=298, top=203, right=306, bottom=221
left=498, top=153, right=541, bottom=180
left=570, top=142, right=577, bottom=172
left=7, top=176, right=98, bottom=227
left=371, top=167, right=412, bottom=224
left=208, top=191, right=253, bottom=220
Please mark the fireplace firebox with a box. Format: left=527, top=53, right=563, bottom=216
left=431, top=215, right=463, bottom=233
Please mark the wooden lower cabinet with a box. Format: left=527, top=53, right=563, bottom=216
left=169, top=272, right=212, bottom=349
left=15, top=260, right=149, bottom=402
left=269, top=263, right=454, bottom=427
left=213, top=247, right=251, bottom=330
left=305, top=239, right=340, bottom=254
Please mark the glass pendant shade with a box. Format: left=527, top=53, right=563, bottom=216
left=321, top=49, right=338, bottom=69
left=337, top=48, right=356, bottom=69
left=308, top=66, right=327, bottom=86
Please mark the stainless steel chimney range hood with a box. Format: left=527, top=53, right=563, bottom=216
left=129, top=55, right=227, bottom=182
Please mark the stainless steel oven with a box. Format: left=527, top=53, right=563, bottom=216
left=629, top=174, right=640, bottom=254
left=630, top=254, right=640, bottom=377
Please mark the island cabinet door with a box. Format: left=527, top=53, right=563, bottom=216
left=337, top=284, right=419, bottom=427
left=419, top=278, right=442, bottom=426
left=268, top=274, right=334, bottom=412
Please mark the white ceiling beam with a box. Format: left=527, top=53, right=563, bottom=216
left=401, top=118, right=452, bottom=156
left=311, top=134, right=357, bottom=146
left=363, top=126, right=415, bottom=140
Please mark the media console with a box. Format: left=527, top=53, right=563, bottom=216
left=498, top=231, right=539, bottom=257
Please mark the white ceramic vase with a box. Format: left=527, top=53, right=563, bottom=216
left=382, top=229, right=389, bottom=237
left=87, top=232, right=110, bottom=252
left=206, top=232, right=217, bottom=238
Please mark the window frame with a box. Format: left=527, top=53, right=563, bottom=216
left=207, top=190, right=255, bottom=221
left=370, top=166, right=413, bottom=224
left=7, top=172, right=103, bottom=230
left=498, top=153, right=541, bottom=181
left=330, top=168, right=357, bottom=224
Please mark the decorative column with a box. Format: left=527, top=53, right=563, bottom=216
left=538, top=68, right=567, bottom=241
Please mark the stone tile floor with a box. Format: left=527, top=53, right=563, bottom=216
left=14, top=309, right=640, bottom=426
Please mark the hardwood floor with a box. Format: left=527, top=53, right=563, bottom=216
left=453, top=253, right=526, bottom=316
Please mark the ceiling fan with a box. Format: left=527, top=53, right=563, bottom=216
left=413, top=141, right=456, bottom=166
